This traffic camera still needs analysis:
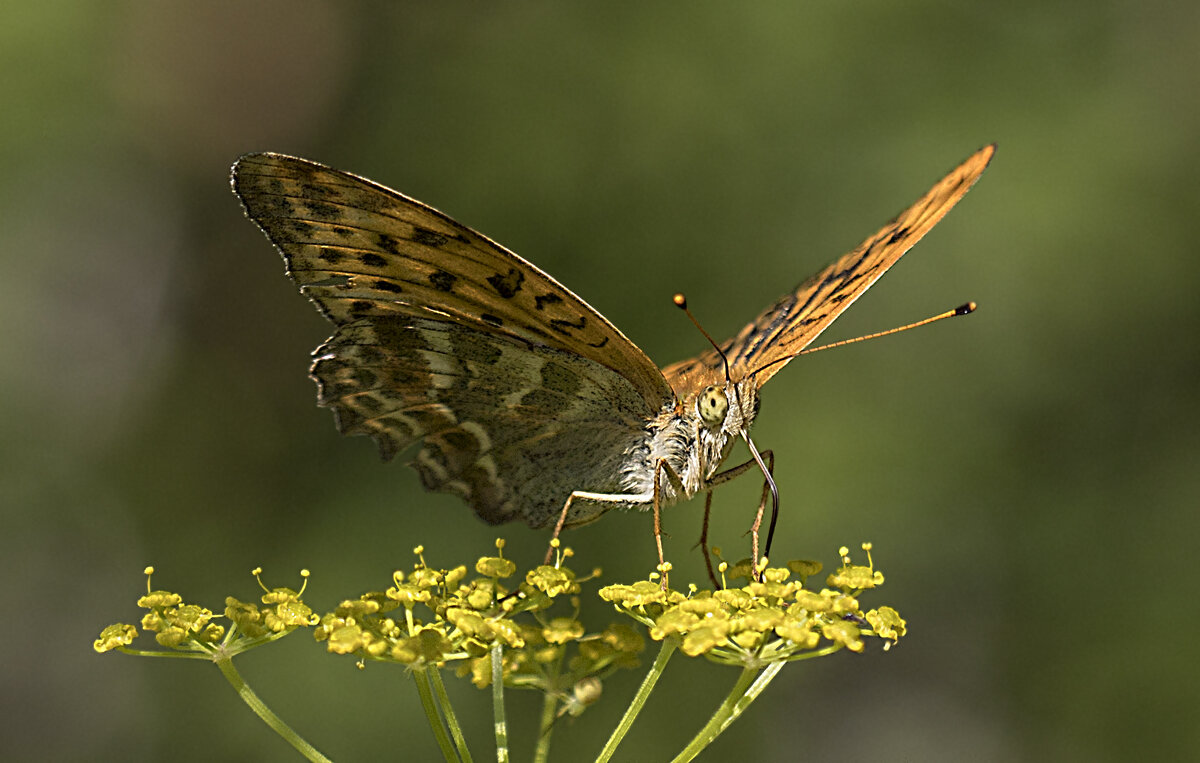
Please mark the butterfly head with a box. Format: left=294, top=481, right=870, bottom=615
left=695, top=380, right=758, bottom=433
left=684, top=377, right=760, bottom=479
left=696, top=385, right=728, bottom=428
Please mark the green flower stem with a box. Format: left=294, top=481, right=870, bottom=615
left=674, top=641, right=845, bottom=762
left=213, top=656, right=331, bottom=763
left=670, top=664, right=763, bottom=763
left=532, top=689, right=558, bottom=763
left=413, top=667, right=460, bottom=763
left=533, top=645, right=568, bottom=763
left=429, top=667, right=473, bottom=763
left=709, top=660, right=783, bottom=738
left=672, top=642, right=845, bottom=761
left=594, top=637, right=679, bottom=763
left=118, top=648, right=211, bottom=659
left=491, top=642, right=509, bottom=763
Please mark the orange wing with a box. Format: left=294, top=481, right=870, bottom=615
left=662, top=144, right=994, bottom=396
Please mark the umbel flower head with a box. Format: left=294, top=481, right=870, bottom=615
left=600, top=543, right=905, bottom=665
left=94, top=566, right=318, bottom=658
left=94, top=541, right=643, bottom=702
left=312, top=539, right=644, bottom=694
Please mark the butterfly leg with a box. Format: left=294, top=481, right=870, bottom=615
left=745, top=450, right=776, bottom=575
left=704, top=450, right=775, bottom=576
left=706, top=455, right=765, bottom=487
left=545, top=489, right=655, bottom=564
left=698, top=491, right=720, bottom=588
left=652, top=459, right=687, bottom=589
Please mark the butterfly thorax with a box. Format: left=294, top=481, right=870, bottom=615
left=618, top=378, right=758, bottom=505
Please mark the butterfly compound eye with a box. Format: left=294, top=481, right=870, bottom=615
left=697, top=385, right=729, bottom=428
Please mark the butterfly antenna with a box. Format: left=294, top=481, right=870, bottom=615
left=751, top=301, right=977, bottom=378
left=674, top=293, right=732, bottom=383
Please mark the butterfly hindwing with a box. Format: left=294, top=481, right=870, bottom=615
left=312, top=316, right=656, bottom=527
left=661, top=144, right=995, bottom=394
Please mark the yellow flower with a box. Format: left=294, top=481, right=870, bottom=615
left=93, top=623, right=137, bottom=653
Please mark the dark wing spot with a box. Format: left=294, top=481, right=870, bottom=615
left=411, top=227, right=449, bottom=247
left=356, top=394, right=384, bottom=414
left=549, top=315, right=586, bottom=333
left=376, top=233, right=402, bottom=254
left=308, top=202, right=340, bottom=220
left=277, top=216, right=309, bottom=235
left=349, top=190, right=389, bottom=215
left=360, top=252, right=387, bottom=268
left=376, top=386, right=410, bottom=403
left=290, top=163, right=319, bottom=181
left=357, top=346, right=385, bottom=364
left=257, top=195, right=291, bottom=216
left=304, top=182, right=337, bottom=199
left=323, top=379, right=356, bottom=398
left=487, top=268, right=525, bottom=298
left=433, top=430, right=485, bottom=477
left=480, top=313, right=504, bottom=327
left=887, top=226, right=910, bottom=245
left=373, top=279, right=403, bottom=294
left=413, top=448, right=450, bottom=490
left=534, top=293, right=564, bottom=310
left=587, top=336, right=610, bottom=349
left=317, top=248, right=344, bottom=264
left=837, top=270, right=867, bottom=288
left=405, top=406, right=454, bottom=435
left=428, top=270, right=458, bottom=292
left=350, top=300, right=375, bottom=315
left=540, top=362, right=581, bottom=395
left=453, top=332, right=504, bottom=365
left=518, top=388, right=565, bottom=411
left=307, top=273, right=350, bottom=287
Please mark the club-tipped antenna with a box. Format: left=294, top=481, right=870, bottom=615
left=674, top=293, right=732, bottom=383
left=750, top=301, right=977, bottom=378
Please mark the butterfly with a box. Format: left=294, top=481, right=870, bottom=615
left=232, top=144, right=994, bottom=551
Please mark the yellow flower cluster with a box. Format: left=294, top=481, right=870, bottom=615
left=311, top=541, right=644, bottom=693
left=94, top=567, right=318, bottom=657
left=599, top=545, right=905, bottom=665
left=95, top=543, right=898, bottom=684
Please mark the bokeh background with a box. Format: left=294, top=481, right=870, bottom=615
left=5, top=2, right=1197, bottom=761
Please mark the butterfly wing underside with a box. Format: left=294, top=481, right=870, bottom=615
left=661, top=144, right=995, bottom=395
left=232, top=154, right=674, bottom=527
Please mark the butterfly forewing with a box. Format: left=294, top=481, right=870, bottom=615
left=233, top=153, right=676, bottom=527
left=661, top=144, right=995, bottom=394
left=232, top=153, right=672, bottom=407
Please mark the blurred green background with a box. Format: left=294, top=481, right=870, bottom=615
left=5, top=1, right=1197, bottom=760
